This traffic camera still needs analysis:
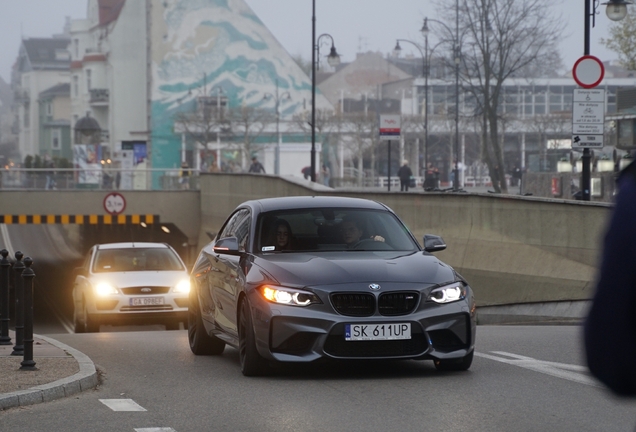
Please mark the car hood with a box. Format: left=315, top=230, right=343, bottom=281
left=253, top=251, right=456, bottom=288
left=87, top=270, right=188, bottom=288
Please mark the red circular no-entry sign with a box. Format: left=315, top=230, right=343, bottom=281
left=572, top=55, right=605, bottom=89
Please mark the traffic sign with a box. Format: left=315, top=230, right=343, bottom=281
left=379, top=115, right=401, bottom=141
left=571, top=89, right=605, bottom=149
left=103, top=192, right=126, bottom=215
left=572, top=55, right=605, bottom=89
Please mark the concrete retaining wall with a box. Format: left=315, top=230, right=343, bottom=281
left=199, top=173, right=612, bottom=307
left=0, top=190, right=201, bottom=245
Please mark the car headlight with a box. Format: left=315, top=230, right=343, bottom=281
left=94, top=282, right=118, bottom=297
left=174, top=279, right=191, bottom=294
left=259, top=285, right=321, bottom=307
left=427, top=282, right=466, bottom=304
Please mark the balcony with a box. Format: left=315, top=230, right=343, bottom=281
left=89, top=88, right=109, bottom=106
left=13, top=88, right=30, bottom=103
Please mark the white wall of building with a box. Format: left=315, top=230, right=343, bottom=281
left=108, top=0, right=148, bottom=145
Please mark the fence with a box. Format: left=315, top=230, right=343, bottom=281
left=1, top=250, right=37, bottom=370
left=0, top=168, right=200, bottom=191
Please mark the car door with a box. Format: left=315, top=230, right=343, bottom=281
left=208, top=209, right=251, bottom=335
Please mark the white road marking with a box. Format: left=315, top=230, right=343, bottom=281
left=99, top=399, right=147, bottom=411
left=475, top=351, right=600, bottom=387
left=134, top=429, right=176, bottom=432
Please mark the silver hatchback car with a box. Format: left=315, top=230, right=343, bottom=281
left=72, top=242, right=190, bottom=332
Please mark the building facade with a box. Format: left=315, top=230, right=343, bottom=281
left=13, top=37, right=71, bottom=161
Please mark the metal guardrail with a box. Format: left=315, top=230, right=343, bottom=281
left=0, top=168, right=200, bottom=191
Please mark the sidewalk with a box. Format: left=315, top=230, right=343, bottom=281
left=0, top=330, right=97, bottom=410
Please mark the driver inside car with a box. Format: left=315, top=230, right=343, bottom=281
left=341, top=217, right=385, bottom=249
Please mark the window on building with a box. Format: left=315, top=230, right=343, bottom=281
left=46, top=101, right=52, bottom=117
left=73, top=75, right=79, bottom=96
left=55, top=49, right=70, bottom=61
left=86, top=70, right=92, bottom=91
left=51, top=129, right=61, bottom=150
left=74, top=39, right=79, bottom=58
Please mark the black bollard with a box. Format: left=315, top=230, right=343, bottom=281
left=11, top=251, right=24, bottom=356
left=20, top=257, right=36, bottom=371
left=0, top=249, right=11, bottom=345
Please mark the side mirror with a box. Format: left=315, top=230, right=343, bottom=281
left=72, top=267, right=86, bottom=277
left=213, top=236, right=242, bottom=256
left=423, top=234, right=446, bottom=252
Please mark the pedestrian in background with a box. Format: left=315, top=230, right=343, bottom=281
left=397, top=159, right=412, bottom=192
left=179, top=161, right=190, bottom=190
left=248, top=156, right=265, bottom=173
left=320, top=164, right=331, bottom=186
left=584, top=158, right=636, bottom=397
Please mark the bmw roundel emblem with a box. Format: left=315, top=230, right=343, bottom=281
left=369, top=284, right=381, bottom=291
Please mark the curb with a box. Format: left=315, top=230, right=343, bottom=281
left=0, top=335, right=98, bottom=410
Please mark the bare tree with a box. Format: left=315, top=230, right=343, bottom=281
left=292, top=109, right=335, bottom=176
left=602, top=5, right=636, bottom=71
left=340, top=112, right=376, bottom=186
left=174, top=96, right=229, bottom=165
left=227, top=105, right=274, bottom=170
left=435, top=0, right=563, bottom=192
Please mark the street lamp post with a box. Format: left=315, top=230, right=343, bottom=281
left=410, top=15, right=460, bottom=191
left=580, top=0, right=632, bottom=200
left=394, top=35, right=427, bottom=177
left=264, top=79, right=291, bottom=175
left=311, top=0, right=340, bottom=182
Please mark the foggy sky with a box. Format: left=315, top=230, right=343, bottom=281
left=0, top=0, right=617, bottom=83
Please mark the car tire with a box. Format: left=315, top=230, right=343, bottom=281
left=84, top=301, right=100, bottom=333
left=73, top=311, right=86, bottom=333
left=239, top=298, right=268, bottom=377
left=188, top=290, right=225, bottom=355
left=73, top=304, right=85, bottom=334
left=433, top=350, right=474, bottom=372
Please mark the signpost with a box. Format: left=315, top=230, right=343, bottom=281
left=571, top=55, right=606, bottom=201
left=379, top=115, right=401, bottom=191
left=572, top=89, right=605, bottom=149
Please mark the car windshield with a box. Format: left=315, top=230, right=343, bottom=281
left=92, top=248, right=185, bottom=272
left=256, top=208, right=419, bottom=253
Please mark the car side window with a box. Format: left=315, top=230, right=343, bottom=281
left=218, top=209, right=251, bottom=251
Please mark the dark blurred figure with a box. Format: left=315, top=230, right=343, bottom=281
left=397, top=160, right=413, bottom=192
left=248, top=156, right=265, bottom=173
left=584, top=158, right=636, bottom=397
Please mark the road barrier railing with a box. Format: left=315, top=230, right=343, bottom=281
left=0, top=168, right=200, bottom=191
left=0, top=249, right=37, bottom=370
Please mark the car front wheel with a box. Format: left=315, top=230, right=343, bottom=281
left=434, top=350, right=473, bottom=372
left=238, top=298, right=268, bottom=376
left=81, top=300, right=99, bottom=333
left=188, top=289, right=225, bottom=355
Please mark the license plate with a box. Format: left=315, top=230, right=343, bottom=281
left=345, top=323, right=411, bottom=341
left=130, top=297, right=164, bottom=306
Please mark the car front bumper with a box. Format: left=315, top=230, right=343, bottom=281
left=247, top=289, right=476, bottom=363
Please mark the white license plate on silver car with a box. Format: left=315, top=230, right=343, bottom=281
left=345, top=323, right=411, bottom=341
left=130, top=297, right=164, bottom=306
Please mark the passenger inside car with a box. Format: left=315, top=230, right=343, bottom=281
left=272, top=219, right=294, bottom=251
